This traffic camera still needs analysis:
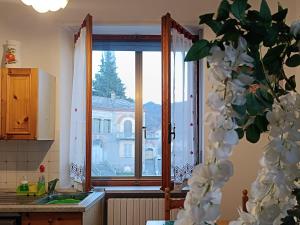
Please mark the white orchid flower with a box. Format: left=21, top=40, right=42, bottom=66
left=238, top=36, right=248, bottom=51
left=202, top=203, right=220, bottom=222
left=230, top=209, right=257, bottom=225
left=213, top=143, right=234, bottom=159
left=290, top=20, right=300, bottom=38
left=282, top=141, right=300, bottom=164
left=175, top=210, right=195, bottom=225
left=207, top=46, right=225, bottom=65
left=236, top=73, right=255, bottom=86
left=210, top=64, right=232, bottom=82
left=258, top=203, right=281, bottom=225
left=215, top=160, right=234, bottom=183
left=207, top=92, right=225, bottom=111
left=223, top=129, right=239, bottom=145
left=227, top=81, right=247, bottom=105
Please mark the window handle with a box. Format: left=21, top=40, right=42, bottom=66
left=142, top=126, right=147, bottom=139
left=168, top=123, right=176, bottom=143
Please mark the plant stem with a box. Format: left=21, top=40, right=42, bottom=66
left=259, top=47, right=281, bottom=103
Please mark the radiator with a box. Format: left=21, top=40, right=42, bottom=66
left=107, top=198, right=179, bottom=225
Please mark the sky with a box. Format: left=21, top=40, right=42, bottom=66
left=92, top=51, right=162, bottom=104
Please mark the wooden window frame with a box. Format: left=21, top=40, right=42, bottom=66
left=91, top=34, right=162, bottom=186
left=161, top=13, right=200, bottom=191
left=89, top=31, right=200, bottom=187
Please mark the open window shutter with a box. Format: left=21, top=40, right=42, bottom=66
left=161, top=13, right=199, bottom=191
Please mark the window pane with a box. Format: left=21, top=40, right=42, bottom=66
left=92, top=51, right=135, bottom=177
left=142, top=52, right=162, bottom=176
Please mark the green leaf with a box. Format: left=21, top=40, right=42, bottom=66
left=246, top=93, right=263, bottom=116
left=246, top=124, right=261, bottom=143
left=260, top=0, right=272, bottom=22
left=263, top=44, right=285, bottom=65
left=286, top=54, right=300, bottom=67
left=206, top=20, right=223, bottom=34
left=256, top=88, right=274, bottom=105
left=185, top=40, right=210, bottom=62
left=236, top=115, right=249, bottom=126
left=232, top=104, right=247, bottom=115
left=263, top=26, right=278, bottom=47
left=248, top=47, right=265, bottom=81
left=285, top=75, right=296, bottom=91
left=231, top=0, right=248, bottom=20
left=235, top=128, right=244, bottom=139
left=272, top=8, right=288, bottom=22
left=254, top=114, right=269, bottom=132
left=218, top=19, right=238, bottom=36
left=247, top=10, right=261, bottom=21
left=278, top=2, right=284, bottom=11
left=217, top=0, right=230, bottom=20
left=199, top=13, right=214, bottom=24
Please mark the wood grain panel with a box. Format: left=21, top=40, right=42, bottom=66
left=2, top=68, right=37, bottom=140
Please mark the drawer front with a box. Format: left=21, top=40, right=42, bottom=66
left=22, top=213, right=82, bottom=225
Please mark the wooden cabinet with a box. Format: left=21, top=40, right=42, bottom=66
left=22, top=213, right=82, bottom=225
left=1, top=68, right=55, bottom=140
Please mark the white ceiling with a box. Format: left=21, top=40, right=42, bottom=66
left=1, top=0, right=297, bottom=35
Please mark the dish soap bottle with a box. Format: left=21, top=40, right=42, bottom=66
left=20, top=176, right=29, bottom=192
left=37, top=164, right=46, bottom=195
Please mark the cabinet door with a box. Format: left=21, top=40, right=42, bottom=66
left=1, top=68, right=38, bottom=139
left=22, top=213, right=82, bottom=225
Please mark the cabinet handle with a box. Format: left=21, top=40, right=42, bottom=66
left=24, top=116, right=29, bottom=122
left=48, top=218, right=53, bottom=224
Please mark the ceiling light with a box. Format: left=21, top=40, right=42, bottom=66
left=20, top=0, right=69, bottom=13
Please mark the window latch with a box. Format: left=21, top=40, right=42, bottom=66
left=142, top=126, right=147, bottom=139
left=168, top=122, right=176, bottom=143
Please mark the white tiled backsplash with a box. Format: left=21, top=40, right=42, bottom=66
left=0, top=140, right=59, bottom=189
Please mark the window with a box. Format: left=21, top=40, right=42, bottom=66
left=124, top=120, right=133, bottom=137
left=124, top=144, right=133, bottom=158
left=92, top=118, right=101, bottom=134
left=103, top=119, right=111, bottom=133
left=91, top=35, right=162, bottom=183
left=90, top=34, right=200, bottom=186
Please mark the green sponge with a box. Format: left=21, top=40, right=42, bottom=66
left=46, top=199, right=81, bottom=204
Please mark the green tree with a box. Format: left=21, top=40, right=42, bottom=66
left=93, top=51, right=126, bottom=99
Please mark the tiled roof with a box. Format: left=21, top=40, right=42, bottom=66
left=92, top=96, right=135, bottom=111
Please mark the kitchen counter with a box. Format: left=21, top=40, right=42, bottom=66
left=0, top=191, right=104, bottom=213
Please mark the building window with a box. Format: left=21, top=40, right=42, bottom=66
left=103, top=119, right=111, bottom=133
left=124, top=120, right=133, bottom=137
left=124, top=144, right=133, bottom=158
left=92, top=118, right=101, bottom=134
left=144, top=148, right=155, bottom=175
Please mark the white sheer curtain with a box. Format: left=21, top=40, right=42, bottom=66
left=171, top=29, right=196, bottom=184
left=69, top=27, right=87, bottom=190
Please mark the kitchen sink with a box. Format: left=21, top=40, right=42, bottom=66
left=34, top=192, right=91, bottom=205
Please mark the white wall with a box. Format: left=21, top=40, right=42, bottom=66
left=0, top=0, right=74, bottom=188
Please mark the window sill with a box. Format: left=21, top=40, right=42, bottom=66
left=92, top=178, right=162, bottom=187
left=94, top=186, right=189, bottom=198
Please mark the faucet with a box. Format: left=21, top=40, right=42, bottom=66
left=48, top=179, right=59, bottom=195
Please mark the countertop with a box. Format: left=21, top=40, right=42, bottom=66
left=0, top=191, right=104, bottom=213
